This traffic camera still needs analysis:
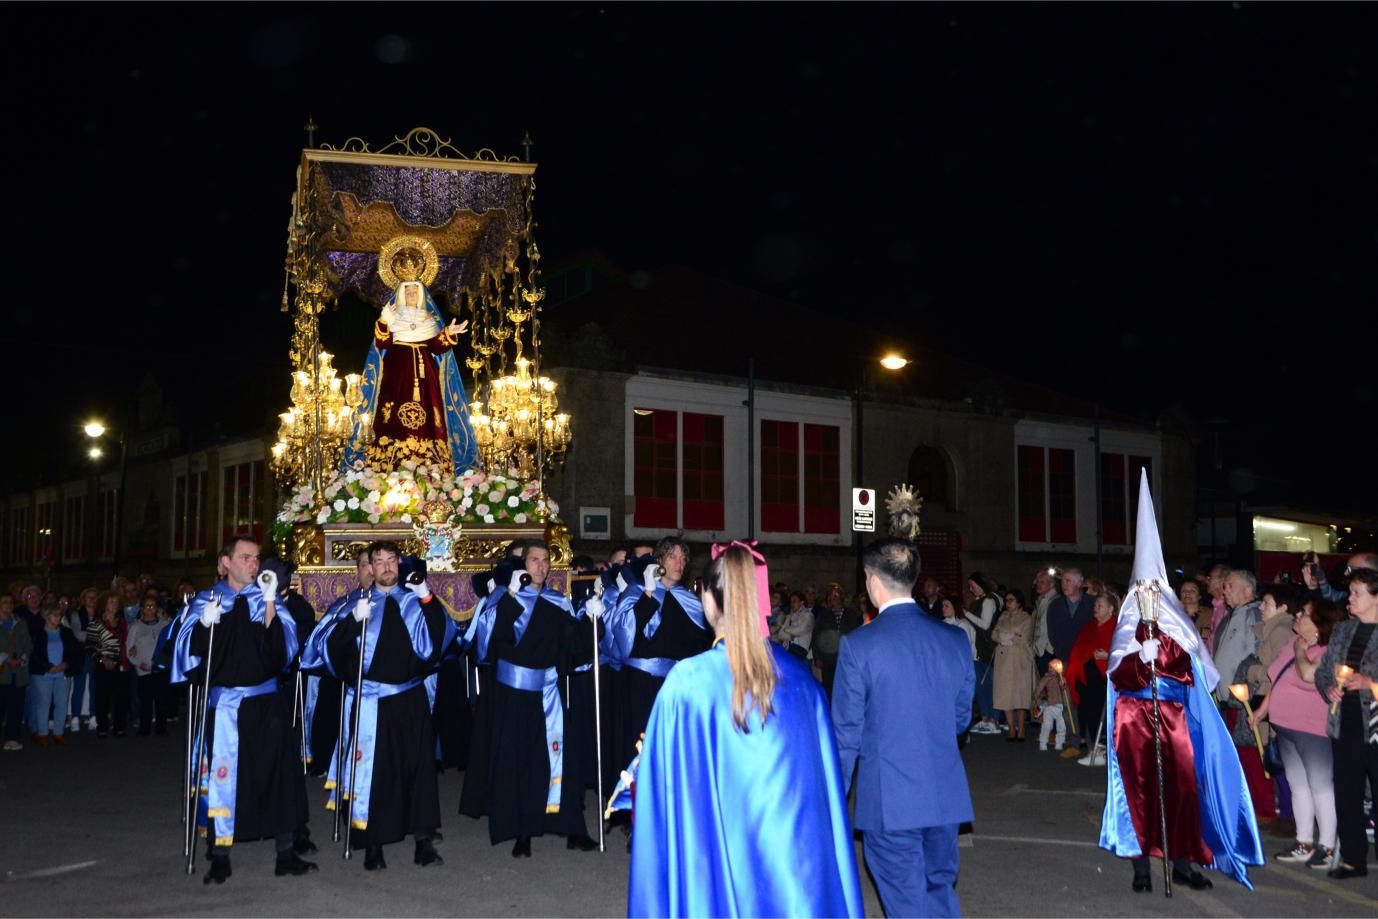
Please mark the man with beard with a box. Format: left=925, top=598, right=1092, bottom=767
left=172, top=537, right=316, bottom=884
left=309, top=542, right=456, bottom=870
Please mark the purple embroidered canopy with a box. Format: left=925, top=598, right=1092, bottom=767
left=300, top=138, right=536, bottom=312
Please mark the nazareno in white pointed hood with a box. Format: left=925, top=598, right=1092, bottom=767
left=1106, top=469, right=1220, bottom=690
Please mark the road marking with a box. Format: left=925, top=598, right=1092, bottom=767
left=970, top=833, right=1098, bottom=848
left=4, top=861, right=98, bottom=882
left=1002, top=782, right=1103, bottom=798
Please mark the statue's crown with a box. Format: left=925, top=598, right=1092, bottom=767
left=392, top=249, right=425, bottom=282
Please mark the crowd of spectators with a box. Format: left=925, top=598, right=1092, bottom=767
left=0, top=574, right=185, bottom=749
left=926, top=551, right=1378, bottom=881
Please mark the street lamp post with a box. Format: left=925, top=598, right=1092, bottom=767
left=85, top=421, right=129, bottom=579
left=853, top=354, right=909, bottom=588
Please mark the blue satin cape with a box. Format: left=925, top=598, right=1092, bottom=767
left=1099, top=656, right=1264, bottom=887
left=629, top=642, right=863, bottom=918
left=344, top=285, right=479, bottom=474
left=172, top=581, right=299, bottom=846
left=313, top=585, right=456, bottom=830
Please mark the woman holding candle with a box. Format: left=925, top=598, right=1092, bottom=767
left=1313, top=568, right=1378, bottom=880
left=1251, top=599, right=1343, bottom=867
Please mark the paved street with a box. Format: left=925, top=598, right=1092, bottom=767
left=2, top=720, right=1374, bottom=916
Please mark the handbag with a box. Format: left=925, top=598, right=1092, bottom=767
left=1260, top=657, right=1295, bottom=775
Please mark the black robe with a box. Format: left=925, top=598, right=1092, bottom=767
left=189, top=598, right=307, bottom=846
left=457, top=655, right=496, bottom=818
left=432, top=635, right=472, bottom=772
left=617, top=589, right=713, bottom=768
left=484, top=592, right=600, bottom=844
left=326, top=593, right=448, bottom=847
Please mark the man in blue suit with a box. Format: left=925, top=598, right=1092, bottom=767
left=832, top=538, right=975, bottom=917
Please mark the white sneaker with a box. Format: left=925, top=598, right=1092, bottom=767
left=86, top=717, right=97, bottom=731
left=68, top=718, right=81, bottom=733
left=1039, top=743, right=1048, bottom=751
left=2, top=740, right=21, bottom=751
left=1078, top=748, right=1107, bottom=766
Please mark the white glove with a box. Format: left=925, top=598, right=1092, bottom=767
left=585, top=595, right=605, bottom=620
left=1138, top=638, right=1160, bottom=664
left=486, top=577, right=497, bottom=597
left=642, top=564, right=660, bottom=593
left=258, top=570, right=279, bottom=598
left=199, top=596, right=223, bottom=628
left=509, top=569, right=528, bottom=595
left=353, top=597, right=372, bottom=623
left=405, top=574, right=431, bottom=601
left=615, top=572, right=627, bottom=594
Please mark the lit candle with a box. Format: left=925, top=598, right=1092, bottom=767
left=1230, top=683, right=1269, bottom=776
left=1331, top=664, right=1354, bottom=715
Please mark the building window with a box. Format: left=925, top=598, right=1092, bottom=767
left=9, top=506, right=31, bottom=566
left=34, top=500, right=56, bottom=566
left=62, top=495, right=85, bottom=563
left=97, top=490, right=117, bottom=560
left=802, top=423, right=840, bottom=534
left=631, top=408, right=725, bottom=532
left=221, top=460, right=265, bottom=546
left=1101, top=453, right=1152, bottom=546
left=1017, top=445, right=1076, bottom=544
left=760, top=420, right=799, bottom=533
left=633, top=408, right=678, bottom=529
left=681, top=412, right=724, bottom=531
left=174, top=471, right=207, bottom=554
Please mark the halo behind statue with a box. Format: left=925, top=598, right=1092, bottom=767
left=379, top=235, right=440, bottom=290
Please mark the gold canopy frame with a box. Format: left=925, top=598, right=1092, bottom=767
left=279, top=126, right=567, bottom=502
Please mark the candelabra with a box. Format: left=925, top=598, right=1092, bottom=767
left=271, top=351, right=372, bottom=489
left=468, top=357, right=571, bottom=479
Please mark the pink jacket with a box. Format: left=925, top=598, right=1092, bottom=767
left=1265, top=642, right=1328, bottom=737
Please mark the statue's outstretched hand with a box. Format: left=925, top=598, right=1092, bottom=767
left=379, top=304, right=397, bottom=328
left=446, top=318, right=469, bottom=337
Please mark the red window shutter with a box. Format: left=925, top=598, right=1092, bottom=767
left=1048, top=448, right=1077, bottom=543
left=761, top=420, right=800, bottom=533
left=1101, top=453, right=1127, bottom=546
left=1017, top=446, right=1047, bottom=542
left=682, top=412, right=724, bottom=530
left=803, top=423, right=841, bottom=534
left=633, top=409, right=678, bottom=529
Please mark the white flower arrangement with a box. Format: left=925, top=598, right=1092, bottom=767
left=273, top=463, right=556, bottom=545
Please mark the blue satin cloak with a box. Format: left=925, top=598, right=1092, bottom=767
left=344, top=285, right=479, bottom=474
left=1100, top=657, right=1264, bottom=887
left=313, top=585, right=456, bottom=829
left=629, top=642, right=864, bottom=918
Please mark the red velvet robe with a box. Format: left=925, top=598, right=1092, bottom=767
left=371, top=319, right=459, bottom=471
left=1110, top=623, right=1213, bottom=865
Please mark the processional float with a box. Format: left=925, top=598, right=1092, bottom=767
left=271, top=126, right=575, bottom=612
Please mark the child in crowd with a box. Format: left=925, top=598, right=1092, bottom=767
left=1033, top=664, right=1066, bottom=751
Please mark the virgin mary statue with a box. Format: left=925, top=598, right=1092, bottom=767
left=346, top=238, right=479, bottom=474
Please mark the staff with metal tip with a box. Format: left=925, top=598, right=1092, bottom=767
left=186, top=593, right=223, bottom=876
left=1137, top=580, right=1172, bottom=898
left=332, top=677, right=346, bottom=844
left=343, top=593, right=372, bottom=860
left=585, top=580, right=608, bottom=852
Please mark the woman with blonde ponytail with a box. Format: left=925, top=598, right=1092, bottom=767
left=629, top=542, right=863, bottom=917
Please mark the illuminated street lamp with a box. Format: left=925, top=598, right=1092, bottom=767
left=84, top=418, right=128, bottom=577
left=879, top=354, right=909, bottom=371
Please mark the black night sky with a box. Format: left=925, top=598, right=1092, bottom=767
left=5, top=3, right=1376, bottom=515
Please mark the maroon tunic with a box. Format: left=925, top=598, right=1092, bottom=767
left=1110, top=623, right=1212, bottom=865
left=371, top=319, right=459, bottom=471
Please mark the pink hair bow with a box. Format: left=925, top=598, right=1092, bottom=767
left=710, top=539, right=772, bottom=637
